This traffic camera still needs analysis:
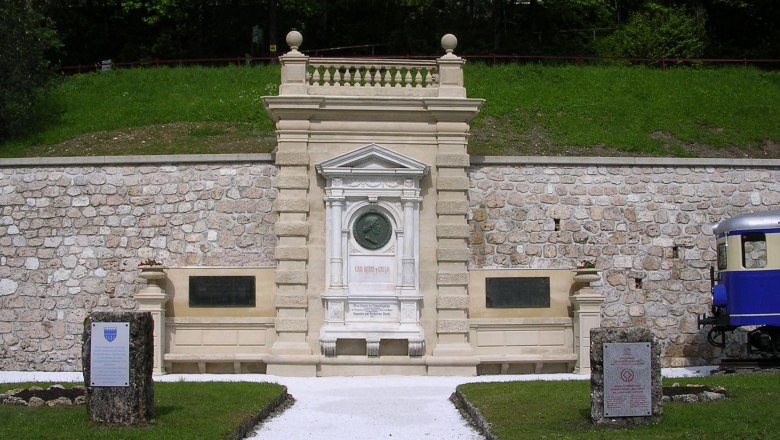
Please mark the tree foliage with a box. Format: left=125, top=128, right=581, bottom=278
left=33, top=0, right=780, bottom=65
left=597, top=3, right=706, bottom=59
left=0, top=0, right=61, bottom=140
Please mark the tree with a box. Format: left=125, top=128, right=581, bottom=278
left=0, top=0, right=61, bottom=140
left=596, top=2, right=706, bottom=60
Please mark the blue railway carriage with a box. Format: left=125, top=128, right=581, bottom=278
left=700, top=209, right=780, bottom=353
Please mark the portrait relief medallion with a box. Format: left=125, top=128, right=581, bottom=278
left=353, top=211, right=392, bottom=250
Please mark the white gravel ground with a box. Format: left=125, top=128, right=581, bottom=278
left=0, top=366, right=717, bottom=440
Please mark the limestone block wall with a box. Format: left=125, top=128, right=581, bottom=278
left=468, top=156, right=780, bottom=367
left=3, top=153, right=780, bottom=372
left=0, top=155, right=277, bottom=371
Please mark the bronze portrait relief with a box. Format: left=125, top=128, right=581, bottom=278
left=353, top=211, right=392, bottom=250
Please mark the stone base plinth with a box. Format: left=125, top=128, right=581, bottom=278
left=590, top=327, right=662, bottom=426
left=82, top=312, right=154, bottom=425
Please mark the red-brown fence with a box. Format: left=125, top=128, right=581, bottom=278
left=61, top=54, right=780, bottom=74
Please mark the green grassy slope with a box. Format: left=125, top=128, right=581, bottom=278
left=1, top=63, right=778, bottom=158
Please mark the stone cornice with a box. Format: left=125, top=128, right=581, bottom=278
left=0, top=153, right=274, bottom=168
left=4, top=153, right=777, bottom=169
left=471, top=155, right=780, bottom=168
left=263, top=95, right=483, bottom=124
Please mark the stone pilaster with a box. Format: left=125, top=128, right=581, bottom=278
left=426, top=38, right=482, bottom=375
left=431, top=136, right=475, bottom=371
left=571, top=269, right=606, bottom=374
left=270, top=145, right=313, bottom=359
left=135, top=266, right=168, bottom=376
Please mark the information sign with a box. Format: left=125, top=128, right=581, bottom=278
left=603, top=342, right=651, bottom=417
left=90, top=322, right=130, bottom=387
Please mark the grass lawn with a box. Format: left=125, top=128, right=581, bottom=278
left=466, top=64, right=780, bottom=158
left=0, top=381, right=286, bottom=440
left=0, top=63, right=778, bottom=158
left=457, top=372, right=780, bottom=440
left=0, top=65, right=280, bottom=157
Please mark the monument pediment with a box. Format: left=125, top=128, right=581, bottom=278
left=316, top=144, right=429, bottom=178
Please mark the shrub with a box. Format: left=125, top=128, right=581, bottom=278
left=597, top=3, right=706, bottom=61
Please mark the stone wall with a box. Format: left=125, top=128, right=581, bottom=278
left=2, top=154, right=780, bottom=371
left=0, top=155, right=277, bottom=371
left=468, top=156, right=780, bottom=367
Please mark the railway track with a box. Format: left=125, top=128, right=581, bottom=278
left=719, top=358, right=780, bottom=372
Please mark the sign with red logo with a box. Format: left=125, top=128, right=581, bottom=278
left=604, top=342, right=651, bottom=417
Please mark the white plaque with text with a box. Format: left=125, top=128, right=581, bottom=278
left=90, top=322, right=130, bottom=387
left=604, top=342, right=651, bottom=417
left=348, top=302, right=399, bottom=322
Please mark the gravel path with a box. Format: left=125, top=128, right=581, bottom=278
left=246, top=376, right=487, bottom=440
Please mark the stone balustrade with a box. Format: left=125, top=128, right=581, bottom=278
left=278, top=30, right=465, bottom=98
left=307, top=59, right=438, bottom=89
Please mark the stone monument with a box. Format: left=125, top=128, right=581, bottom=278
left=316, top=144, right=428, bottom=357
left=82, top=311, right=154, bottom=425
left=590, top=327, right=662, bottom=426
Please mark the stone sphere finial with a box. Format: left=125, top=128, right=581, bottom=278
left=286, top=30, right=303, bottom=51
left=441, top=34, right=457, bottom=54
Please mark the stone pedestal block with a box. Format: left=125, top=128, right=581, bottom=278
left=590, top=327, right=662, bottom=426
left=82, top=312, right=154, bottom=425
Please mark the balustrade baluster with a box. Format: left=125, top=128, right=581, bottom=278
left=358, top=67, right=366, bottom=86
left=344, top=68, right=353, bottom=86
left=333, top=68, right=342, bottom=86
left=414, top=70, right=423, bottom=88
left=393, top=69, right=402, bottom=88
left=381, top=69, right=390, bottom=87
left=427, top=69, right=437, bottom=86
left=404, top=70, right=412, bottom=88
left=311, top=67, right=321, bottom=86
left=323, top=68, right=332, bottom=85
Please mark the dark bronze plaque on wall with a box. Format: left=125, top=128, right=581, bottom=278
left=353, top=211, right=392, bottom=250
left=189, top=276, right=256, bottom=307
left=486, top=277, right=550, bottom=308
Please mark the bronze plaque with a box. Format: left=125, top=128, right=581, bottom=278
left=486, top=277, right=550, bottom=308
left=189, top=276, right=256, bottom=307
left=353, top=211, right=392, bottom=250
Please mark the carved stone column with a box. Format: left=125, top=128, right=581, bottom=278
left=135, top=266, right=168, bottom=376
left=401, top=199, right=416, bottom=289
left=329, top=198, right=345, bottom=288
left=571, top=268, right=606, bottom=375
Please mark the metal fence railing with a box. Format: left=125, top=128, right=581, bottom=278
left=61, top=54, right=780, bottom=74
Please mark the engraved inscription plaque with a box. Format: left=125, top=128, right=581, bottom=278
left=90, top=322, right=130, bottom=387
left=604, top=342, right=652, bottom=417
left=349, top=303, right=398, bottom=321
left=189, top=276, right=256, bottom=307
left=486, top=277, right=550, bottom=308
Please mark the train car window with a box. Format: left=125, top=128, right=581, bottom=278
left=742, top=233, right=767, bottom=269
left=717, top=243, right=727, bottom=270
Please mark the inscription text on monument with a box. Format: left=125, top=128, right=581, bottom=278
left=604, top=342, right=651, bottom=417
left=348, top=303, right=398, bottom=321
left=90, top=322, right=130, bottom=387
